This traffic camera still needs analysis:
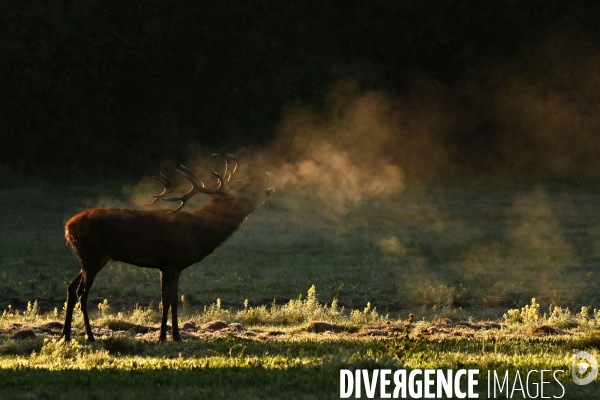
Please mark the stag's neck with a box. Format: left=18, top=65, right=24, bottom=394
left=191, top=198, right=253, bottom=232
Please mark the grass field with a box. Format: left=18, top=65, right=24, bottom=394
left=1, top=179, right=600, bottom=398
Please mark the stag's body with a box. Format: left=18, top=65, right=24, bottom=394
left=62, top=160, right=273, bottom=342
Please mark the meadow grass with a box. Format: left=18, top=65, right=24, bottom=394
left=1, top=295, right=600, bottom=399
left=1, top=180, right=600, bottom=398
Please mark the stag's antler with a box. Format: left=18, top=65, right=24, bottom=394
left=160, top=164, right=231, bottom=212
left=144, top=173, right=185, bottom=206
left=226, top=154, right=238, bottom=179
left=147, top=156, right=239, bottom=212
left=212, top=153, right=238, bottom=182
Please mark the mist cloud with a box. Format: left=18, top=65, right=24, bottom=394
left=121, top=40, right=600, bottom=216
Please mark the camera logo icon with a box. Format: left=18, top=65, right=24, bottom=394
left=572, top=351, right=598, bottom=385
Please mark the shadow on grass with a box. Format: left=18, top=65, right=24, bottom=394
left=0, top=366, right=339, bottom=400
left=1, top=363, right=598, bottom=400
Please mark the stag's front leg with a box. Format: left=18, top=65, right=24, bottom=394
left=170, top=271, right=182, bottom=341
left=159, top=270, right=173, bottom=342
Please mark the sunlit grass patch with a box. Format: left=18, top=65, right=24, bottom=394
left=1, top=291, right=600, bottom=399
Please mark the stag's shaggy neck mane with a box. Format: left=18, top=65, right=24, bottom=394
left=194, top=197, right=256, bottom=226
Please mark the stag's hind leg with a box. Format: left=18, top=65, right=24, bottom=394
left=62, top=272, right=82, bottom=341
left=77, top=256, right=110, bottom=342
left=78, top=272, right=98, bottom=341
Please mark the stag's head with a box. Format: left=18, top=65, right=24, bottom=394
left=147, top=154, right=274, bottom=213
left=224, top=172, right=275, bottom=212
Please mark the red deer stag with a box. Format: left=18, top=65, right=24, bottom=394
left=62, top=155, right=274, bottom=342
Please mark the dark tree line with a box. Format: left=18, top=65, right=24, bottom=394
left=0, top=0, right=597, bottom=180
